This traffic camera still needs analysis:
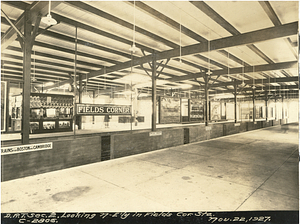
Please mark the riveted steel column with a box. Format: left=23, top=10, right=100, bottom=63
left=21, top=10, right=32, bottom=144
left=204, top=73, right=209, bottom=126
left=78, top=74, right=82, bottom=129
left=152, top=52, right=157, bottom=131
left=265, top=91, right=268, bottom=121
left=234, top=80, right=238, bottom=123
left=252, top=89, right=255, bottom=122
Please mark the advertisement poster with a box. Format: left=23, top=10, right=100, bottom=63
left=1, top=81, right=7, bottom=132
left=189, top=99, right=204, bottom=121
left=210, top=102, right=221, bottom=120
left=255, top=106, right=262, bottom=119
left=226, top=103, right=235, bottom=120
left=159, top=97, right=181, bottom=124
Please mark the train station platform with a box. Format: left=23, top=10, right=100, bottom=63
left=1, top=123, right=299, bottom=212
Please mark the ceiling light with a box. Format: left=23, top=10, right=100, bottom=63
left=41, top=0, right=57, bottom=26
left=178, top=84, right=193, bottom=89
left=41, top=13, right=57, bottom=26
left=44, top=82, right=54, bottom=87
left=206, top=70, right=212, bottom=76
left=129, top=43, right=137, bottom=53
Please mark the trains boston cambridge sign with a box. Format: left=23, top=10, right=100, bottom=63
left=76, top=103, right=131, bottom=115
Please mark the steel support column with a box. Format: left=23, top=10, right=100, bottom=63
left=252, top=89, right=255, bottom=122
left=78, top=74, right=82, bottom=129
left=204, top=73, right=209, bottom=126
left=21, top=10, right=32, bottom=144
left=265, top=91, right=268, bottom=121
left=234, top=80, right=238, bottom=123
left=282, top=96, right=284, bottom=121
left=92, top=90, right=95, bottom=124
left=151, top=52, right=157, bottom=131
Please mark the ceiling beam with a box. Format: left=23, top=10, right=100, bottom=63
left=259, top=1, right=297, bottom=59
left=64, top=1, right=231, bottom=72
left=190, top=1, right=276, bottom=65
left=168, top=61, right=297, bottom=82
left=126, top=1, right=246, bottom=72
left=209, top=76, right=298, bottom=88
left=1, top=16, right=208, bottom=82
left=43, top=21, right=297, bottom=90
left=127, top=1, right=207, bottom=43
left=2, top=53, right=91, bottom=73
left=67, top=1, right=178, bottom=49
left=94, top=21, right=298, bottom=79
left=1, top=1, right=62, bottom=50
left=170, top=84, right=298, bottom=95
left=6, top=45, right=104, bottom=69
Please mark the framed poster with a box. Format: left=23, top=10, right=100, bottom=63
left=1, top=81, right=7, bottom=132
left=159, top=97, right=181, bottom=124
left=255, top=106, right=261, bottom=119
left=226, top=103, right=234, bottom=120
left=262, top=106, right=266, bottom=118
left=189, top=99, right=204, bottom=121
left=210, top=102, right=221, bottom=121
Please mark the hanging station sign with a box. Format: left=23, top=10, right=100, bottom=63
left=76, top=103, right=131, bottom=116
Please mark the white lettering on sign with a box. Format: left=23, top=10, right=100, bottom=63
left=76, top=104, right=131, bottom=115
left=149, top=131, right=162, bottom=136
left=205, top=126, right=211, bottom=131
left=234, top=123, right=241, bottom=126
left=1, top=142, right=53, bottom=155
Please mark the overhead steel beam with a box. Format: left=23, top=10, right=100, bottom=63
left=88, top=22, right=297, bottom=80
left=259, top=1, right=297, bottom=59
left=190, top=1, right=276, bottom=64
left=1, top=16, right=203, bottom=83
left=1, top=1, right=62, bottom=50
left=67, top=1, right=178, bottom=49
left=6, top=45, right=104, bottom=69
left=127, top=1, right=206, bottom=43
left=1, top=9, right=24, bottom=39
left=127, top=1, right=246, bottom=70
left=43, top=21, right=297, bottom=91
left=63, top=2, right=230, bottom=72
left=168, top=61, right=298, bottom=83
left=210, top=76, right=298, bottom=88
left=2, top=53, right=91, bottom=73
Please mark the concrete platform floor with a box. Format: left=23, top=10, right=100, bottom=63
left=1, top=124, right=299, bottom=212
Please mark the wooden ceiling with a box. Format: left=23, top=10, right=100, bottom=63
left=1, top=1, right=299, bottom=98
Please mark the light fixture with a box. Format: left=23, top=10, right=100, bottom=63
left=129, top=0, right=138, bottom=53
left=41, top=0, right=57, bottom=26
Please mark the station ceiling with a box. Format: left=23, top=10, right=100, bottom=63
left=1, top=1, right=299, bottom=98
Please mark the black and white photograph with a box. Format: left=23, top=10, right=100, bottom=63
left=0, top=1, right=299, bottom=223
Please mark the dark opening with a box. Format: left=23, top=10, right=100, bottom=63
left=184, top=128, right=189, bottom=144
left=101, top=136, right=111, bottom=161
